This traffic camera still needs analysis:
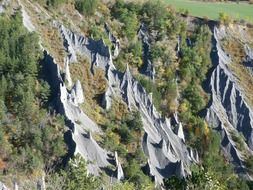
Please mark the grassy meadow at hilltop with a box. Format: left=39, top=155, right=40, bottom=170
left=165, top=0, right=253, bottom=23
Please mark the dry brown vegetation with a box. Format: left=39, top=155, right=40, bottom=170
left=218, top=25, right=253, bottom=108
left=229, top=62, right=253, bottom=108
left=21, top=0, right=66, bottom=67
left=69, top=57, right=108, bottom=125
left=222, top=38, right=245, bottom=63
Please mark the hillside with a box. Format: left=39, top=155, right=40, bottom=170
left=0, top=0, right=253, bottom=190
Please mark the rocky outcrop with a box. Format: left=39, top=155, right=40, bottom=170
left=18, top=0, right=36, bottom=32
left=104, top=22, right=120, bottom=58
left=0, top=182, right=9, bottom=190
left=42, top=51, right=113, bottom=176
left=244, top=44, right=253, bottom=77
left=0, top=0, right=9, bottom=14
left=70, top=80, right=84, bottom=105
left=57, top=25, right=198, bottom=184
left=205, top=26, right=253, bottom=179
left=138, top=23, right=155, bottom=81
left=36, top=176, right=45, bottom=190
left=115, top=152, right=124, bottom=181
left=176, top=36, right=181, bottom=57
left=64, top=58, right=72, bottom=87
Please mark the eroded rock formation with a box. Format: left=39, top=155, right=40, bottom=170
left=138, top=23, right=155, bottom=81
left=57, top=25, right=198, bottom=184
left=205, top=26, right=253, bottom=179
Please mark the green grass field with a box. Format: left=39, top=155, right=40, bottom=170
left=164, top=0, right=253, bottom=23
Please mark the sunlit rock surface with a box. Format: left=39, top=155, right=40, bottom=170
left=205, top=26, right=253, bottom=179
left=57, top=25, right=198, bottom=184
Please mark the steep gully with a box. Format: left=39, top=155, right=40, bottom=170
left=51, top=23, right=199, bottom=185
left=18, top=3, right=253, bottom=185
left=204, top=25, right=253, bottom=180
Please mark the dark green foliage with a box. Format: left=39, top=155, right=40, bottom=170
left=102, top=109, right=143, bottom=158
left=179, top=25, right=211, bottom=83
left=133, top=147, right=147, bottom=165
left=89, top=25, right=112, bottom=47
left=126, top=111, right=143, bottom=131
left=245, top=155, right=253, bottom=175
left=124, top=158, right=153, bottom=190
left=141, top=0, right=168, bottom=29
left=75, top=0, right=98, bottom=16
left=183, top=83, right=205, bottom=114
left=118, top=124, right=135, bottom=144
left=164, top=167, right=222, bottom=190
left=61, top=154, right=101, bottom=190
left=128, top=41, right=143, bottom=58
left=178, top=25, right=211, bottom=149
left=46, top=0, right=65, bottom=8
left=141, top=0, right=184, bottom=38
left=137, top=76, right=162, bottom=110
left=0, top=12, right=66, bottom=174
left=151, top=43, right=164, bottom=61
left=164, top=176, right=186, bottom=190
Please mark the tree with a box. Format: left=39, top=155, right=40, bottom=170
left=124, top=159, right=154, bottom=190
left=219, top=12, right=232, bottom=26
left=127, top=111, right=143, bottom=131
left=111, top=182, right=135, bottom=190
left=62, top=154, right=101, bottom=190
left=183, top=83, right=205, bottom=114
left=0, top=12, right=67, bottom=177
left=75, top=0, right=98, bottom=16
left=122, top=11, right=139, bottom=41
left=164, top=175, right=186, bottom=190
left=118, top=124, right=134, bottom=144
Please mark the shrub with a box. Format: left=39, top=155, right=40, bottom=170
left=219, top=12, right=232, bottom=25
left=75, top=0, right=98, bottom=16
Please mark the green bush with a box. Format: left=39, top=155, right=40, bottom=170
left=128, top=41, right=143, bottom=58
left=111, top=0, right=139, bottom=41
left=61, top=154, right=101, bottom=190
left=0, top=12, right=66, bottom=174
left=75, top=0, right=98, bottom=16
left=118, top=124, right=134, bottom=144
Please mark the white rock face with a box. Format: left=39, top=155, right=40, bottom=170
left=57, top=25, right=197, bottom=184
left=138, top=23, right=155, bottom=81
left=245, top=44, right=253, bottom=61
left=19, top=7, right=115, bottom=181
left=0, top=182, right=9, bottom=190
left=0, top=0, right=9, bottom=14
left=43, top=51, right=112, bottom=176
left=175, top=123, right=185, bottom=143
left=104, top=22, right=120, bottom=58
left=115, top=152, right=124, bottom=181
left=205, top=27, right=253, bottom=179
left=243, top=44, right=253, bottom=77
left=70, top=80, right=84, bottom=105
left=36, top=175, right=45, bottom=190
left=18, top=1, right=36, bottom=32
left=64, top=58, right=72, bottom=87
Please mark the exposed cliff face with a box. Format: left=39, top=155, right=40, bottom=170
left=0, top=0, right=9, bottom=14
left=205, top=26, right=253, bottom=179
left=104, top=22, right=120, bottom=59
left=244, top=44, right=253, bottom=77
left=0, top=182, right=9, bottom=190
left=17, top=1, right=198, bottom=185
left=57, top=24, right=198, bottom=184
left=42, top=51, right=115, bottom=176
left=138, top=23, right=155, bottom=81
